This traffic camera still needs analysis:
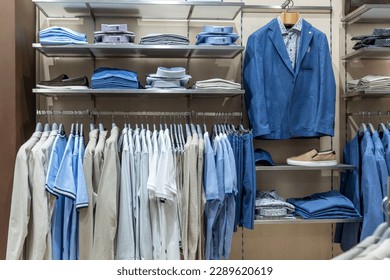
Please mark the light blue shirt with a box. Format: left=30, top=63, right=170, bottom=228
left=54, top=132, right=75, bottom=260
left=371, top=131, right=388, bottom=200
left=46, top=133, right=67, bottom=260
left=277, top=16, right=303, bottom=69
left=380, top=127, right=390, bottom=175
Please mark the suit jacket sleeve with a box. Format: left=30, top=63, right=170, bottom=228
left=243, top=34, right=270, bottom=137
left=316, top=34, right=336, bottom=136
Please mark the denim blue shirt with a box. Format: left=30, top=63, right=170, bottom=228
left=335, top=133, right=361, bottom=251
left=371, top=131, right=388, bottom=200
left=360, top=130, right=385, bottom=240
left=381, top=128, right=390, bottom=175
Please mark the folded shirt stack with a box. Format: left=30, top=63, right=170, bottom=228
left=196, top=25, right=239, bottom=46
left=39, top=26, right=87, bottom=45
left=347, top=75, right=390, bottom=92
left=91, top=67, right=140, bottom=89
left=146, top=67, right=191, bottom=89
left=287, top=190, right=361, bottom=219
left=140, top=33, right=189, bottom=45
left=255, top=190, right=295, bottom=220
left=94, top=24, right=135, bottom=44
left=37, top=74, right=89, bottom=89
left=193, top=78, right=241, bottom=90
left=352, top=28, right=390, bottom=50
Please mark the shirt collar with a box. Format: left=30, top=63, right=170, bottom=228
left=277, top=16, right=303, bottom=34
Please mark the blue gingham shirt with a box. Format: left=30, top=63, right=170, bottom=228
left=277, top=16, right=302, bottom=70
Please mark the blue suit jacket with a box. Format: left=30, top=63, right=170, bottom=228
left=244, top=18, right=336, bottom=139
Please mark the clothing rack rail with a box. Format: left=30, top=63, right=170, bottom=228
left=347, top=111, right=390, bottom=117
left=36, top=110, right=243, bottom=118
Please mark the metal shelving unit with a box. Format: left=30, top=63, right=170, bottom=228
left=33, top=88, right=245, bottom=97
left=255, top=164, right=355, bottom=172
left=243, top=5, right=332, bottom=14
left=342, top=90, right=390, bottom=100
left=33, top=43, right=245, bottom=59
left=32, top=0, right=244, bottom=20
left=342, top=47, right=390, bottom=61
left=254, top=217, right=362, bottom=225
left=341, top=4, right=390, bottom=24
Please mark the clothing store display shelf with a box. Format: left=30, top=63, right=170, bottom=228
left=254, top=217, right=362, bottom=225
left=242, top=5, right=332, bottom=14
left=342, top=47, right=390, bottom=61
left=33, top=0, right=243, bottom=20
left=342, top=91, right=390, bottom=100
left=255, top=164, right=355, bottom=172
left=33, top=43, right=245, bottom=59
left=33, top=88, right=245, bottom=97
left=341, top=4, right=390, bottom=24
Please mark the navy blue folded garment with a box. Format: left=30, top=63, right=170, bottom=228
left=287, top=190, right=361, bottom=219
left=39, top=26, right=87, bottom=45
left=91, top=67, right=140, bottom=89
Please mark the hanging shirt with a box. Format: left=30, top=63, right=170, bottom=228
left=53, top=132, right=75, bottom=260
left=75, top=129, right=88, bottom=259
left=116, top=127, right=135, bottom=260
left=133, top=128, right=141, bottom=260
left=360, top=130, right=385, bottom=240
left=203, top=131, right=219, bottom=260
left=188, top=132, right=199, bottom=260
left=41, top=129, right=59, bottom=260
left=162, top=128, right=180, bottom=260
left=93, top=130, right=107, bottom=194
left=381, top=127, right=390, bottom=175
left=79, top=128, right=99, bottom=260
left=25, top=130, right=50, bottom=260
left=371, top=131, right=388, bottom=200
left=139, top=129, right=153, bottom=260
left=45, top=132, right=67, bottom=260
left=6, top=131, right=42, bottom=260
left=335, top=133, right=361, bottom=251
left=277, top=16, right=302, bottom=69
left=93, top=126, right=120, bottom=259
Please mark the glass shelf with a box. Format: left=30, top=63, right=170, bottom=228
left=255, top=164, right=355, bottom=172
left=342, top=4, right=390, bottom=24
left=254, top=217, right=362, bottom=225
left=33, top=43, right=244, bottom=59
left=33, top=88, right=245, bottom=97
left=33, top=0, right=244, bottom=20
left=342, top=47, right=390, bottom=61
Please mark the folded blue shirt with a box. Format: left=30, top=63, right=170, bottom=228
left=287, top=191, right=361, bottom=219
left=196, top=33, right=239, bottom=45
left=39, top=26, right=87, bottom=45
left=203, top=25, right=234, bottom=34
left=91, top=67, right=140, bottom=89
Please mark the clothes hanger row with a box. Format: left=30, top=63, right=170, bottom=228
left=35, top=110, right=244, bottom=139
left=356, top=111, right=390, bottom=137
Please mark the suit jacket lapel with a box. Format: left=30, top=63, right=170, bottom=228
left=267, top=19, right=294, bottom=75
left=295, top=20, right=314, bottom=75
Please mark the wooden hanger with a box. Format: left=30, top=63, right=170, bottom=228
left=280, top=11, right=300, bottom=27
left=280, top=0, right=299, bottom=27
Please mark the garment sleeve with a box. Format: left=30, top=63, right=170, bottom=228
left=243, top=34, right=270, bottom=137
left=315, top=34, right=336, bottom=136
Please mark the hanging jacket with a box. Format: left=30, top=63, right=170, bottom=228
left=243, top=18, right=336, bottom=139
